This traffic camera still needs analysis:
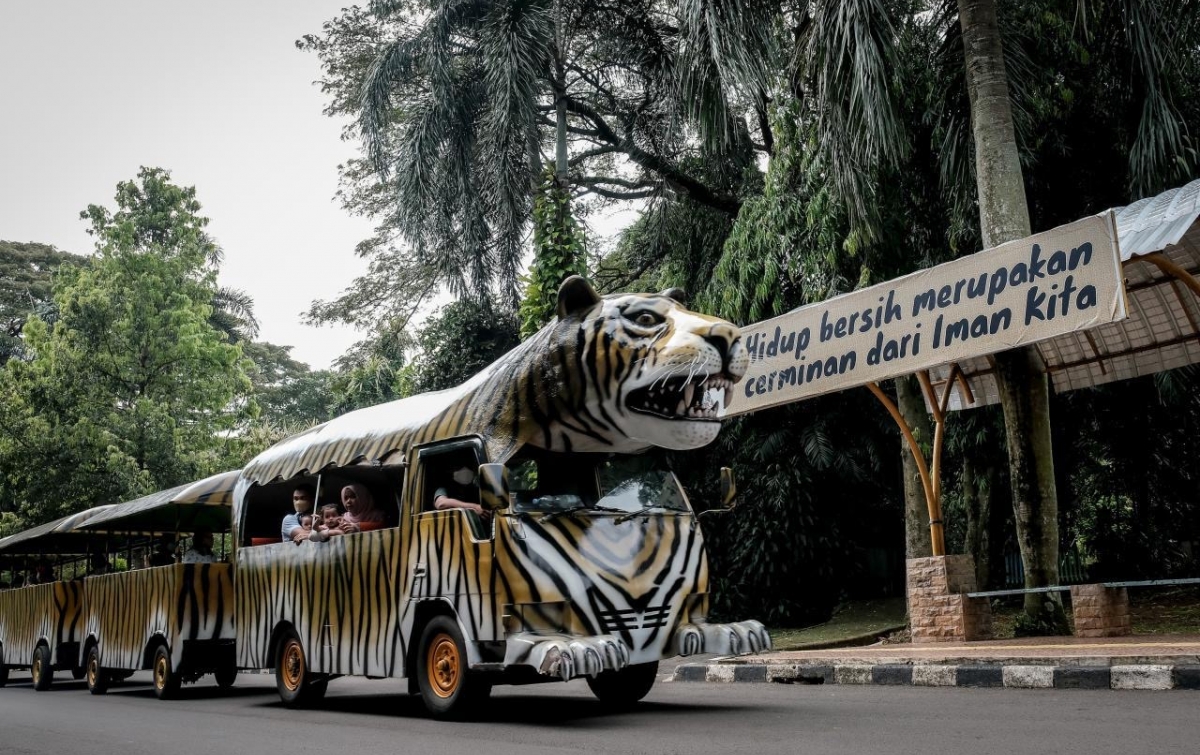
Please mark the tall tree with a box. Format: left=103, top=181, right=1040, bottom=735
left=0, top=169, right=253, bottom=525
left=0, top=241, right=84, bottom=364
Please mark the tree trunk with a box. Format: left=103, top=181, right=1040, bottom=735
left=963, top=455, right=991, bottom=588
left=896, top=375, right=933, bottom=561
left=957, top=0, right=1066, bottom=630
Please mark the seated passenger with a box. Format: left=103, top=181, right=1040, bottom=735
left=282, top=484, right=316, bottom=543
left=181, top=528, right=216, bottom=564
left=88, top=552, right=114, bottom=576
left=339, top=483, right=384, bottom=533
left=147, top=535, right=177, bottom=567
left=434, top=466, right=491, bottom=520
left=31, top=560, right=55, bottom=585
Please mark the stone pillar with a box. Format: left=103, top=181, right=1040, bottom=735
left=1069, top=584, right=1131, bottom=638
left=907, top=555, right=993, bottom=643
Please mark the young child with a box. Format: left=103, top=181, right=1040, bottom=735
left=316, top=504, right=345, bottom=537
left=300, top=514, right=314, bottom=534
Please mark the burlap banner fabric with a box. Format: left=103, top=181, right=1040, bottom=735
left=727, top=213, right=1127, bottom=417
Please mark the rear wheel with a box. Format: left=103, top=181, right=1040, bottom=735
left=586, top=662, right=659, bottom=707
left=275, top=631, right=326, bottom=708
left=86, top=645, right=108, bottom=695
left=31, top=645, right=53, bottom=691
left=416, top=616, right=491, bottom=719
left=0, top=662, right=8, bottom=688
left=152, top=644, right=180, bottom=700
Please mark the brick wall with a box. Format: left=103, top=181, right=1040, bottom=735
left=1069, top=584, right=1131, bottom=638
left=907, top=555, right=993, bottom=643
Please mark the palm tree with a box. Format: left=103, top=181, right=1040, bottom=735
left=354, top=0, right=754, bottom=304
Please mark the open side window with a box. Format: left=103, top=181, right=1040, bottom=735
left=240, top=467, right=403, bottom=547
left=415, top=438, right=490, bottom=540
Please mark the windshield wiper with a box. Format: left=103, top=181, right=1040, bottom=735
left=614, top=505, right=668, bottom=524
left=538, top=504, right=626, bottom=523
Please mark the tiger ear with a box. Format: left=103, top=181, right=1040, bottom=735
left=557, top=275, right=601, bottom=318
left=659, top=287, right=687, bottom=305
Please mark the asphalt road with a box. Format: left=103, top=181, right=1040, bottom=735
left=1, top=672, right=1196, bottom=755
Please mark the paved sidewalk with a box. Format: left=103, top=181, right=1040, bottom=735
left=672, top=635, right=1200, bottom=691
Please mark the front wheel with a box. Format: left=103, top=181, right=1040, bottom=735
left=586, top=662, right=659, bottom=707
left=86, top=646, right=108, bottom=695
left=416, top=616, right=491, bottom=719
left=0, top=662, right=8, bottom=688
left=275, top=632, right=326, bottom=708
left=152, top=644, right=181, bottom=700
left=31, top=646, right=53, bottom=691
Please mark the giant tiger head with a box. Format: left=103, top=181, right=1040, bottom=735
left=531, top=276, right=748, bottom=452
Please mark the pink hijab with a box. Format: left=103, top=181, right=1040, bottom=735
left=341, top=483, right=383, bottom=525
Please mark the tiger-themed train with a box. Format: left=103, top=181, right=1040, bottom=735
left=0, top=277, right=771, bottom=718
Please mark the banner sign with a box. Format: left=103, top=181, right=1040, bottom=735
left=727, top=213, right=1127, bottom=417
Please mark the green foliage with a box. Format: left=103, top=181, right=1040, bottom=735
left=0, top=241, right=84, bottom=364
left=242, top=341, right=335, bottom=428
left=406, top=300, right=520, bottom=393
left=0, top=169, right=254, bottom=526
left=328, top=327, right=414, bottom=415
left=519, top=171, right=585, bottom=338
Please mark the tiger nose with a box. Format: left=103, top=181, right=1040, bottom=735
left=703, top=323, right=747, bottom=381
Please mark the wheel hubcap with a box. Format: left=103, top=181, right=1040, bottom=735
left=427, top=633, right=459, bottom=699
left=88, top=655, right=98, bottom=686
left=282, top=641, right=304, bottom=692
left=32, top=657, right=41, bottom=683
left=155, top=656, right=168, bottom=689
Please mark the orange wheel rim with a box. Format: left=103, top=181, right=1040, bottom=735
left=32, top=656, right=41, bottom=683
left=155, top=655, right=169, bottom=689
left=282, top=641, right=305, bottom=692
left=88, top=654, right=99, bottom=686
left=426, top=633, right=460, bottom=699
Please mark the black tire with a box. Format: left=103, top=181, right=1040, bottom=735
left=86, top=645, right=109, bottom=695
left=586, top=662, right=658, bottom=707
left=416, top=615, right=491, bottom=719
left=275, top=631, right=326, bottom=708
left=215, top=662, right=237, bottom=690
left=31, top=645, right=53, bottom=691
left=0, top=662, right=8, bottom=688
left=152, top=644, right=181, bottom=700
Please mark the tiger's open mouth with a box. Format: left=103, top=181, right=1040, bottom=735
left=626, top=373, right=735, bottom=421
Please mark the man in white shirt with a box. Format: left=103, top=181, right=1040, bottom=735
left=181, top=528, right=216, bottom=564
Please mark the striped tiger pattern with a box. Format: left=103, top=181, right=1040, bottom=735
left=83, top=564, right=234, bottom=671
left=234, top=503, right=709, bottom=677
left=0, top=581, right=85, bottom=670
left=242, top=278, right=747, bottom=484
left=234, top=279, right=751, bottom=679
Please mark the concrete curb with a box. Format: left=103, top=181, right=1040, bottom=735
left=671, top=661, right=1200, bottom=691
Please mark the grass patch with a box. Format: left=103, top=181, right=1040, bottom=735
left=769, top=597, right=906, bottom=650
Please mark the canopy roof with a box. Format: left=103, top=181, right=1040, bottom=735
left=77, top=469, right=240, bottom=534
left=927, top=179, right=1200, bottom=410
left=0, top=470, right=239, bottom=558
left=0, top=505, right=119, bottom=557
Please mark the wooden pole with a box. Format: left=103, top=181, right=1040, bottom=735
left=867, top=381, right=946, bottom=555
left=1137, top=253, right=1200, bottom=299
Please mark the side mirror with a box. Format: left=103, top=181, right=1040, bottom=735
left=477, top=463, right=510, bottom=511
left=719, top=467, right=737, bottom=509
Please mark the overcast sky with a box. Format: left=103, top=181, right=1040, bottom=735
left=0, top=0, right=373, bottom=369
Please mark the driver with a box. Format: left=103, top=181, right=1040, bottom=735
left=433, top=466, right=491, bottom=520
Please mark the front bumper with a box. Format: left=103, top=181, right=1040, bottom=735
left=503, top=632, right=631, bottom=681
left=674, top=619, right=771, bottom=657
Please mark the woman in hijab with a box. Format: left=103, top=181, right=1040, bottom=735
left=340, top=483, right=384, bottom=533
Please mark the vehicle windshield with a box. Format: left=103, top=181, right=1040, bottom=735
left=508, top=451, right=690, bottom=516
